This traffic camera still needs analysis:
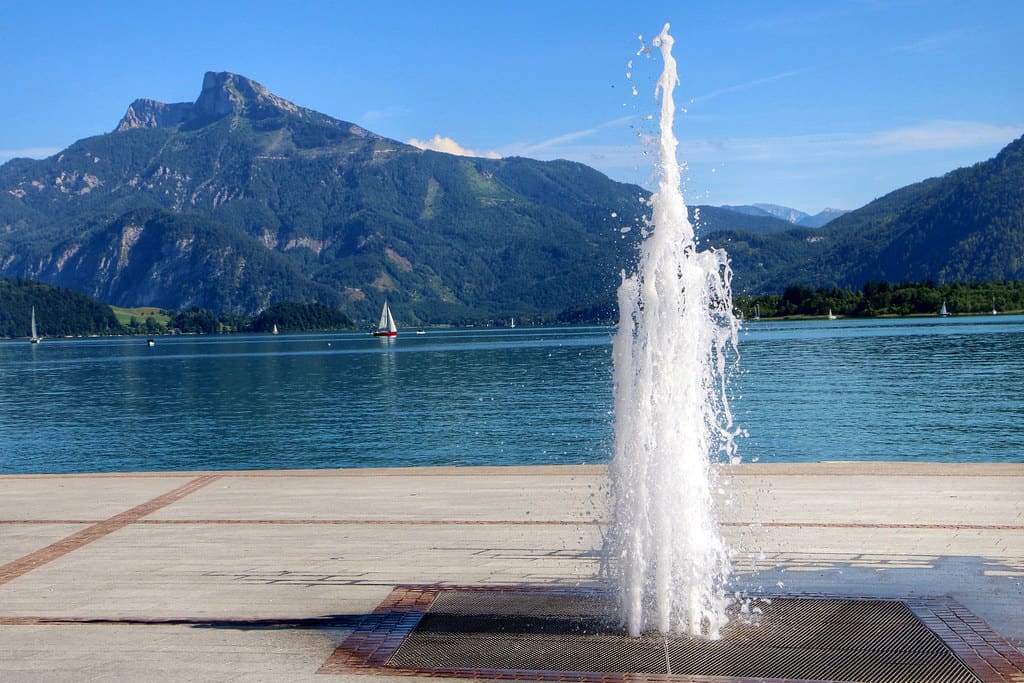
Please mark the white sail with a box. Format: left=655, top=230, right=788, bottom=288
left=30, top=306, right=40, bottom=343
left=375, top=301, right=397, bottom=335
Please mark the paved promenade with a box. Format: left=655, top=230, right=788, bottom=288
left=0, top=462, right=1021, bottom=681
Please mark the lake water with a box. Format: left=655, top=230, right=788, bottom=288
left=2, top=315, right=1022, bottom=474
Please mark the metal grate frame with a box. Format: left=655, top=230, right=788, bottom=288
left=319, top=585, right=1024, bottom=682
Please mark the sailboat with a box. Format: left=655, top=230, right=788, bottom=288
left=510, top=317, right=516, bottom=329
left=271, top=323, right=279, bottom=335
left=752, top=304, right=761, bottom=321
left=992, top=299, right=998, bottom=316
left=29, top=306, right=41, bottom=344
left=827, top=308, right=837, bottom=320
left=373, top=300, right=398, bottom=337
left=939, top=301, right=950, bottom=317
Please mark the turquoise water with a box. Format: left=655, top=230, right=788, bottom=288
left=736, top=314, right=1024, bottom=464
left=1, top=315, right=1022, bottom=474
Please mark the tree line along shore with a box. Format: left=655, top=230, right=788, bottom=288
left=736, top=280, right=1024, bottom=320
left=3, top=278, right=1023, bottom=339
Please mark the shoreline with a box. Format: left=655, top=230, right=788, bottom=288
left=6, top=309, right=1024, bottom=341
left=3, top=459, right=1023, bottom=479
left=4, top=459, right=1024, bottom=479
left=748, top=309, right=1024, bottom=322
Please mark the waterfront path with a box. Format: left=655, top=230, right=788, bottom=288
left=0, top=462, right=1021, bottom=681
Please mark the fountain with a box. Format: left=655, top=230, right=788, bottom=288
left=325, top=26, right=1021, bottom=683
left=326, top=26, right=1019, bottom=682
left=606, top=23, right=740, bottom=638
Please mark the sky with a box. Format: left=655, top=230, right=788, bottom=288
left=2, top=0, right=1021, bottom=214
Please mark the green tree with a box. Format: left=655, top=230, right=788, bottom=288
left=251, top=302, right=353, bottom=332
left=171, top=307, right=220, bottom=334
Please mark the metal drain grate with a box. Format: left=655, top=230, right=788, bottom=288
left=386, top=590, right=983, bottom=682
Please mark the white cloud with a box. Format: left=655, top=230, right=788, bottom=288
left=408, top=134, right=501, bottom=159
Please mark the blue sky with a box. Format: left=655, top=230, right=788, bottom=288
left=2, top=0, right=1020, bottom=213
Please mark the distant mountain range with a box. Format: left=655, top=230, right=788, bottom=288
left=710, top=135, right=1024, bottom=294
left=719, top=204, right=848, bottom=228
left=1, top=71, right=1021, bottom=322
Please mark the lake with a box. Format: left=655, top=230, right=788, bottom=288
left=2, top=314, right=1022, bottom=474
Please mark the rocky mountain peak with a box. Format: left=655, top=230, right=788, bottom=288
left=115, top=72, right=301, bottom=132
left=194, top=71, right=300, bottom=118
left=116, top=99, right=194, bottom=131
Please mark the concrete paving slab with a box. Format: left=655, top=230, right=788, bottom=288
left=0, top=475, right=202, bottom=520
left=723, top=472, right=1022, bottom=526
left=0, top=523, right=597, bottom=618
left=0, top=624, right=340, bottom=683
left=0, top=524, right=89, bottom=565
left=146, top=471, right=606, bottom=523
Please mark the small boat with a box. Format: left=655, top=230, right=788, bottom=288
left=271, top=323, right=279, bottom=335
left=939, top=301, right=950, bottom=317
left=29, top=306, right=41, bottom=344
left=827, top=309, right=837, bottom=320
left=147, top=338, right=155, bottom=347
left=373, top=300, right=398, bottom=337
left=415, top=329, right=425, bottom=335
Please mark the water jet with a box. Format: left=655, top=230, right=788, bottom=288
left=606, top=22, right=739, bottom=638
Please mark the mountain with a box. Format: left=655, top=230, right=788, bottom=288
left=827, top=135, right=1024, bottom=284
left=691, top=205, right=795, bottom=235
left=723, top=203, right=809, bottom=225
left=709, top=134, right=1024, bottom=292
left=38, top=207, right=338, bottom=313
left=0, top=71, right=833, bottom=322
left=1, top=71, right=1021, bottom=321
left=0, top=72, right=655, bottom=323
left=819, top=135, right=1024, bottom=285
left=115, top=72, right=307, bottom=131
left=720, top=203, right=848, bottom=228
left=797, top=208, right=847, bottom=228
